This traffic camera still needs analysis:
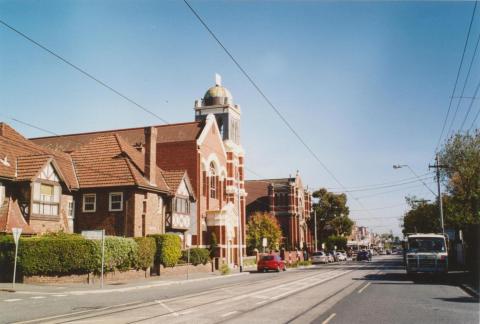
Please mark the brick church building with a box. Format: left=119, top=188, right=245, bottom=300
left=245, top=173, right=314, bottom=251
left=30, top=77, right=246, bottom=267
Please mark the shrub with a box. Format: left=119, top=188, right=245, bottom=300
left=134, top=237, right=156, bottom=270
left=220, top=263, right=231, bottom=275
left=298, top=260, right=312, bottom=267
left=182, top=248, right=210, bottom=266
left=0, top=235, right=15, bottom=279
left=100, top=236, right=138, bottom=272
left=16, top=236, right=99, bottom=276
left=149, top=234, right=181, bottom=267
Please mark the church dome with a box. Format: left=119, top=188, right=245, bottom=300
left=203, top=85, right=233, bottom=106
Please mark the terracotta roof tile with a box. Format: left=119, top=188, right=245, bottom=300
left=70, top=134, right=170, bottom=192
left=31, top=122, right=203, bottom=152
left=0, top=197, right=35, bottom=235
left=0, top=123, right=78, bottom=189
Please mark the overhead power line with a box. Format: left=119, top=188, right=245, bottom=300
left=447, top=26, right=480, bottom=136
left=0, top=19, right=169, bottom=124
left=183, top=0, right=377, bottom=218
left=460, top=79, right=480, bottom=131
left=435, top=0, right=478, bottom=152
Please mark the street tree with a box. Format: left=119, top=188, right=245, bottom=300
left=439, top=130, right=480, bottom=228
left=312, top=188, right=353, bottom=241
left=246, top=212, right=282, bottom=253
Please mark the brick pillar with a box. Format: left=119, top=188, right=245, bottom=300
left=268, top=183, right=275, bottom=214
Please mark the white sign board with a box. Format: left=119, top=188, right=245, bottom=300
left=81, top=230, right=104, bottom=240
left=322, top=243, right=326, bottom=250
left=185, top=233, right=192, bottom=248
left=262, top=237, right=267, bottom=248
left=12, top=228, right=22, bottom=245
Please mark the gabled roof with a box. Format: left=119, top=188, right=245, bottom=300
left=0, top=123, right=79, bottom=189
left=162, top=169, right=196, bottom=200
left=0, top=197, right=35, bottom=235
left=70, top=134, right=170, bottom=192
left=31, top=122, right=204, bottom=152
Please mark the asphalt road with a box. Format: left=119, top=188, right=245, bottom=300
left=0, top=255, right=478, bottom=324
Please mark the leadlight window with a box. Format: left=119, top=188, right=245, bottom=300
left=32, top=182, right=60, bottom=216
left=210, top=163, right=216, bottom=199
left=175, top=197, right=190, bottom=214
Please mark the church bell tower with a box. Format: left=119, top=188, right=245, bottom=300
left=194, top=74, right=241, bottom=144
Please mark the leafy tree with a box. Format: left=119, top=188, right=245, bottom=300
left=312, top=188, right=353, bottom=241
left=246, top=212, right=282, bottom=253
left=402, top=196, right=441, bottom=235
left=439, top=130, right=480, bottom=228
left=209, top=232, right=218, bottom=258
left=324, top=235, right=347, bottom=251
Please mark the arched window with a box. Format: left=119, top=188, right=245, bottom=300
left=210, top=162, right=217, bottom=199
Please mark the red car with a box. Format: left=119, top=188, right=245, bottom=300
left=257, top=255, right=286, bottom=272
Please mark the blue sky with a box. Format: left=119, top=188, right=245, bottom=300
left=1, top=0, right=479, bottom=236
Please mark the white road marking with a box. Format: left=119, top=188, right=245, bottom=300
left=13, top=301, right=142, bottom=324
left=357, top=282, right=371, bottom=294
left=179, top=310, right=193, bottom=315
left=53, top=294, right=67, bottom=297
left=221, top=311, right=239, bottom=317
left=322, top=313, right=336, bottom=324
left=4, top=299, right=22, bottom=302
left=30, top=296, right=46, bottom=299
left=255, top=300, right=268, bottom=305
left=155, top=300, right=179, bottom=317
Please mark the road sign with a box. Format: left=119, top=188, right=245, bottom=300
left=12, top=227, right=22, bottom=245
left=185, top=233, right=192, bottom=248
left=262, top=238, right=267, bottom=248
left=11, top=228, right=22, bottom=289
left=81, top=230, right=103, bottom=240
left=82, top=230, right=105, bottom=288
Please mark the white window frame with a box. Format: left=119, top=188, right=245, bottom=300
left=82, top=193, right=96, bottom=213
left=109, top=192, right=123, bottom=212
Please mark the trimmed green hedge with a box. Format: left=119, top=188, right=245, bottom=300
left=134, top=237, right=156, bottom=270
left=182, top=248, right=210, bottom=266
left=149, top=234, right=182, bottom=267
left=101, top=237, right=138, bottom=272
left=17, top=236, right=99, bottom=276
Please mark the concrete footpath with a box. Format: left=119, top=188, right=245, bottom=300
left=0, top=270, right=251, bottom=296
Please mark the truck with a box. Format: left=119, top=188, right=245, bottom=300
left=405, top=233, right=448, bottom=275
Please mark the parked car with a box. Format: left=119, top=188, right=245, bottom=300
left=257, top=255, right=286, bottom=272
left=336, top=252, right=347, bottom=261
left=311, top=251, right=328, bottom=264
left=327, top=252, right=335, bottom=263
left=356, top=250, right=372, bottom=261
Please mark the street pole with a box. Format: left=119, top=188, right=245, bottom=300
left=314, top=210, right=317, bottom=252
left=429, top=154, right=445, bottom=234
left=12, top=239, right=19, bottom=289
left=101, top=229, right=105, bottom=289
left=236, top=168, right=243, bottom=272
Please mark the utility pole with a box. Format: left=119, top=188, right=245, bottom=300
left=314, top=209, right=317, bottom=252
left=429, top=153, right=446, bottom=234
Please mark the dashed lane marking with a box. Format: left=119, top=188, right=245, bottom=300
left=30, top=296, right=46, bottom=299
left=322, top=313, right=336, bottom=324
left=4, top=299, right=22, bottom=302
left=155, top=300, right=179, bottom=317
left=357, top=282, right=371, bottom=294
left=221, top=311, right=239, bottom=318
left=53, top=294, right=67, bottom=297
left=179, top=310, right=193, bottom=315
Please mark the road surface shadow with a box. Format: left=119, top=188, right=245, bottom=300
left=434, top=296, right=479, bottom=303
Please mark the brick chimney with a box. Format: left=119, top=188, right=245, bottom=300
left=144, top=127, right=157, bottom=186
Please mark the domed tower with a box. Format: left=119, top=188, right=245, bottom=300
left=194, top=74, right=241, bottom=144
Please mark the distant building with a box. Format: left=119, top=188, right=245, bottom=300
left=245, top=173, right=313, bottom=251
